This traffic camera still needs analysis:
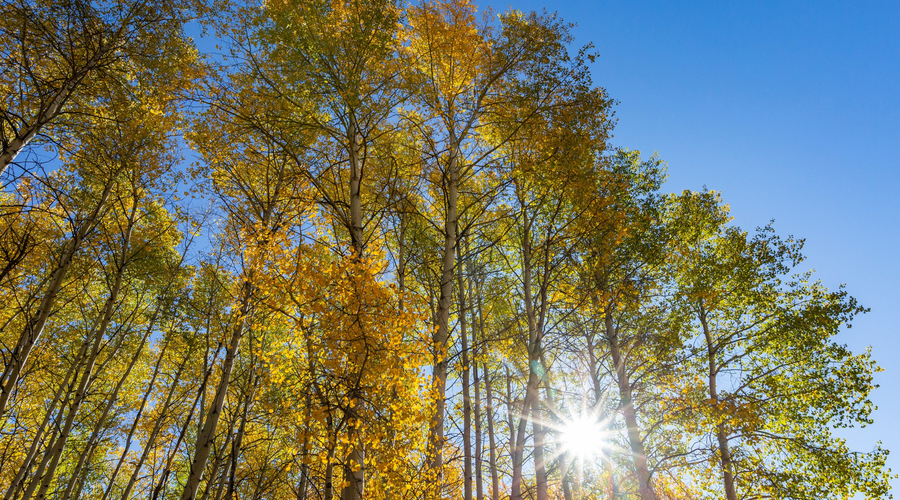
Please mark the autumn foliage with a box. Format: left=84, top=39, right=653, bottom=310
left=0, top=0, right=892, bottom=499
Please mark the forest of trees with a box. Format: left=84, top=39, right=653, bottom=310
left=0, top=0, right=893, bottom=498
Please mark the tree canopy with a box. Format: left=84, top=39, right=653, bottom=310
left=0, top=0, right=892, bottom=499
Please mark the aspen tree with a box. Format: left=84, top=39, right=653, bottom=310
left=667, top=190, right=892, bottom=499
left=578, top=149, right=669, bottom=500
left=405, top=4, right=594, bottom=485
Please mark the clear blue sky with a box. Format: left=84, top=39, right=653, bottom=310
left=483, top=0, right=900, bottom=490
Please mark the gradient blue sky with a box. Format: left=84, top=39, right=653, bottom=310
left=481, top=0, right=900, bottom=490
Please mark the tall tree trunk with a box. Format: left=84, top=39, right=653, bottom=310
left=67, top=460, right=91, bottom=500
left=483, top=363, right=500, bottom=500
left=473, top=347, right=484, bottom=500
left=512, top=212, right=548, bottom=500
left=397, top=208, right=407, bottom=310
left=61, top=297, right=157, bottom=500
left=505, top=366, right=515, bottom=459
left=339, top=117, right=366, bottom=500
left=180, top=282, right=253, bottom=500
left=324, top=436, right=336, bottom=500
left=0, top=174, right=118, bottom=418
left=17, top=425, right=59, bottom=500
left=29, top=225, right=133, bottom=500
left=604, top=310, right=656, bottom=500
left=100, top=334, right=174, bottom=500
left=296, top=393, right=312, bottom=500
left=585, top=333, right=618, bottom=499
left=152, top=387, right=208, bottom=500
left=152, top=347, right=225, bottom=500
left=3, top=344, right=84, bottom=500
left=116, top=350, right=193, bottom=500
left=510, top=369, right=539, bottom=500
left=531, top=396, right=549, bottom=500
left=202, top=423, right=235, bottom=500
left=539, top=355, right=573, bottom=500
left=700, top=305, right=737, bottom=500
left=473, top=261, right=500, bottom=500
left=458, top=242, right=473, bottom=500
left=197, top=285, right=222, bottom=443
left=28, top=322, right=108, bottom=500
left=428, top=133, right=460, bottom=482
left=227, top=372, right=256, bottom=500
left=465, top=236, right=484, bottom=500
left=347, top=118, right=365, bottom=255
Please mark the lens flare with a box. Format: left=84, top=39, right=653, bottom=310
left=560, top=412, right=607, bottom=460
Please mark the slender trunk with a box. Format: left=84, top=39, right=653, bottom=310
left=397, top=209, right=407, bottom=311
left=539, top=355, right=572, bottom=500
left=464, top=236, right=484, bottom=500
left=67, top=463, right=91, bottom=500
left=510, top=369, right=538, bottom=500
left=505, top=366, right=515, bottom=459
left=17, top=426, right=59, bottom=500
left=30, top=232, right=132, bottom=500
left=99, top=336, right=170, bottom=500
left=198, top=341, right=210, bottom=440
left=324, top=436, right=336, bottom=500
left=202, top=425, right=234, bottom=500
left=212, top=465, right=230, bottom=500
left=0, top=167, right=124, bottom=418
left=483, top=364, right=500, bottom=500
left=227, top=376, right=256, bottom=500
left=151, top=341, right=226, bottom=500
left=531, top=396, right=549, bottom=500
left=27, top=327, right=106, bottom=500
left=512, top=211, right=547, bottom=500
left=604, top=310, right=656, bottom=500
left=473, top=349, right=484, bottom=500
left=151, top=387, right=208, bottom=500
left=585, top=334, right=618, bottom=499
left=197, top=287, right=220, bottom=442
left=559, top=447, right=574, bottom=500
left=429, top=133, right=460, bottom=481
left=212, top=463, right=230, bottom=500
left=296, top=373, right=314, bottom=500
left=339, top=118, right=366, bottom=500
left=30, top=200, right=141, bottom=495
left=117, top=351, right=193, bottom=500
left=0, top=174, right=118, bottom=418
left=700, top=305, right=737, bottom=500
left=61, top=307, right=155, bottom=500
left=297, top=411, right=311, bottom=500
left=458, top=241, right=473, bottom=500
left=472, top=264, right=499, bottom=500
left=347, top=118, right=364, bottom=255
left=249, top=463, right=269, bottom=500
left=3, top=345, right=83, bottom=500
left=180, top=283, right=253, bottom=500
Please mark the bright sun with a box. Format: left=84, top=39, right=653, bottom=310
left=560, top=413, right=607, bottom=460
